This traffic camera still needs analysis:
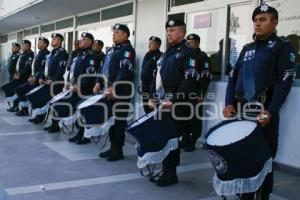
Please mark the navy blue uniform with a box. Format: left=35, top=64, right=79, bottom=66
left=70, top=48, right=101, bottom=96
left=29, top=46, right=68, bottom=118
left=16, top=50, right=34, bottom=83
left=182, top=48, right=211, bottom=150
left=67, top=49, right=81, bottom=71
left=54, top=48, right=100, bottom=121
left=7, top=52, right=21, bottom=81
left=140, top=49, right=162, bottom=113
left=225, top=33, right=296, bottom=193
left=100, top=40, right=135, bottom=154
left=15, top=49, right=50, bottom=109
left=150, top=40, right=199, bottom=175
left=93, top=50, right=105, bottom=69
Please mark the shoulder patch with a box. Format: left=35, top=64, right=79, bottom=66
left=124, top=51, right=132, bottom=58
left=290, top=53, right=296, bottom=63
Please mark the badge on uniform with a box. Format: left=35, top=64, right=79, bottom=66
left=189, top=58, right=196, bottom=67
left=290, top=53, right=296, bottom=63
left=124, top=51, right=132, bottom=58
left=90, top=59, right=95, bottom=66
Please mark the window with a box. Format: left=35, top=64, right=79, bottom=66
left=169, top=0, right=204, bottom=8
left=41, top=23, right=55, bottom=33
left=186, top=7, right=226, bottom=80
left=77, top=12, right=100, bottom=26
left=265, top=0, right=300, bottom=79
left=226, top=3, right=253, bottom=75
left=56, top=18, right=73, bottom=30
left=101, top=3, right=133, bottom=21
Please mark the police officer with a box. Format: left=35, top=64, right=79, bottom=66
left=140, top=36, right=162, bottom=114
left=93, top=39, right=105, bottom=66
left=66, top=32, right=101, bottom=144
left=7, top=43, right=21, bottom=81
left=7, top=40, right=34, bottom=112
left=96, top=23, right=135, bottom=161
left=148, top=19, right=199, bottom=186
left=223, top=4, right=295, bottom=200
left=42, top=33, right=68, bottom=133
left=15, top=37, right=50, bottom=117
left=181, top=33, right=211, bottom=152
left=65, top=40, right=81, bottom=90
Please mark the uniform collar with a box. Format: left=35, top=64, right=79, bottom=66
left=169, top=39, right=186, bottom=50
left=115, top=40, right=131, bottom=48
left=255, top=32, right=277, bottom=45
left=149, top=49, right=161, bottom=54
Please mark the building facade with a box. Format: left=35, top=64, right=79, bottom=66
left=0, top=0, right=300, bottom=170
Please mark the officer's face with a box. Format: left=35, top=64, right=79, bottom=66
left=74, top=43, right=79, bottom=51
left=51, top=37, right=62, bottom=48
left=253, top=13, right=278, bottom=39
left=37, top=40, right=47, bottom=50
left=187, top=40, right=200, bottom=49
left=79, top=37, right=92, bottom=49
left=166, top=27, right=185, bottom=45
left=22, top=44, right=31, bottom=52
left=148, top=40, right=160, bottom=51
left=113, top=30, right=127, bottom=44
left=93, top=43, right=103, bottom=52
left=12, top=46, right=20, bottom=53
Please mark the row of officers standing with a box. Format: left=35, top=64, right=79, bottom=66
left=1, top=4, right=296, bottom=200
left=2, top=21, right=211, bottom=186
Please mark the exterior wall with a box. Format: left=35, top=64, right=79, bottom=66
left=134, top=0, right=167, bottom=117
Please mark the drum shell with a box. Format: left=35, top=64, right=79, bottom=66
left=205, top=120, right=271, bottom=181
left=15, top=83, right=35, bottom=101
left=1, top=80, right=21, bottom=97
left=79, top=97, right=112, bottom=126
left=127, top=111, right=178, bottom=157
left=51, top=92, right=81, bottom=118
left=26, top=84, right=51, bottom=109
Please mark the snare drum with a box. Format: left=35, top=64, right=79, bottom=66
left=127, top=110, right=179, bottom=169
left=26, top=84, right=51, bottom=109
left=77, top=94, right=114, bottom=138
left=205, top=119, right=272, bottom=196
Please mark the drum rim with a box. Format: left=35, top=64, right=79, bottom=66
left=205, top=119, right=258, bottom=146
left=77, top=93, right=105, bottom=110
left=25, top=84, right=46, bottom=96
left=127, top=109, right=158, bottom=130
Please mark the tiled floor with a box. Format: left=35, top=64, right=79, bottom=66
left=0, top=96, right=299, bottom=200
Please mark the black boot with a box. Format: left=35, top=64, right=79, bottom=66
left=155, top=170, right=178, bottom=187
left=47, top=122, right=60, bottom=133
left=69, top=129, right=84, bottom=143
left=7, top=106, right=18, bottom=112
left=33, top=114, right=45, bottom=124
left=99, top=149, right=112, bottom=158
left=106, top=150, right=124, bottom=161
left=16, top=108, right=28, bottom=116
left=76, top=137, right=91, bottom=145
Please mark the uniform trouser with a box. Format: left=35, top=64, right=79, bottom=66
left=182, top=104, right=203, bottom=145
left=141, top=84, right=152, bottom=114
left=108, top=99, right=131, bottom=153
left=162, top=104, right=190, bottom=173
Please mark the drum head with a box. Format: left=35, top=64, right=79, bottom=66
left=49, top=90, right=71, bottom=104
left=77, top=94, right=104, bottom=110
left=206, top=120, right=256, bottom=146
left=26, top=84, right=45, bottom=96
